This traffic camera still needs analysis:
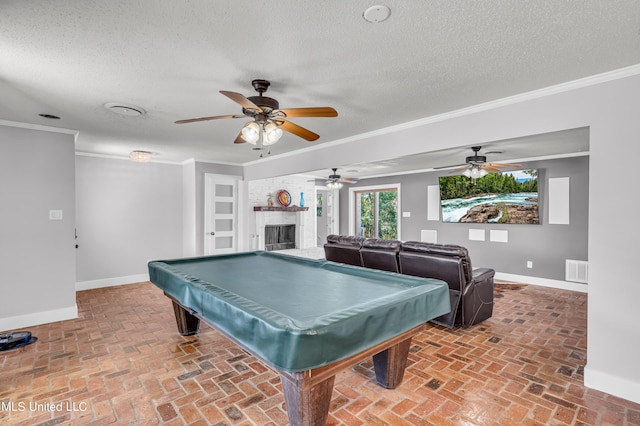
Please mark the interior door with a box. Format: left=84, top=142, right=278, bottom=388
left=204, top=174, right=240, bottom=255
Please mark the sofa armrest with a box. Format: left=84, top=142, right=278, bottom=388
left=472, top=267, right=495, bottom=284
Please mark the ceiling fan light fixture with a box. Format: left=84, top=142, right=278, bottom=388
left=327, top=181, right=343, bottom=190
left=468, top=165, right=488, bottom=179
left=263, top=122, right=283, bottom=145
left=241, top=122, right=260, bottom=144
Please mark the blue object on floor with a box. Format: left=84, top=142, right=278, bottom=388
left=0, top=331, right=37, bottom=351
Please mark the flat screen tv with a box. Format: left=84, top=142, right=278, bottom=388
left=439, top=169, right=539, bottom=224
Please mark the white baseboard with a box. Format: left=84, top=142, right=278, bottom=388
left=495, top=272, right=588, bottom=293
left=76, top=273, right=149, bottom=291
left=0, top=305, right=78, bottom=333
left=584, top=365, right=640, bottom=404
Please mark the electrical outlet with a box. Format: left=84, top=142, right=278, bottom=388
left=526, top=261, right=533, bottom=268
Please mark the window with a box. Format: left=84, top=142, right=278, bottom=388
left=349, top=184, right=400, bottom=239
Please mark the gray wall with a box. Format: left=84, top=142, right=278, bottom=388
left=75, top=155, right=183, bottom=283
left=0, top=125, right=77, bottom=328
left=182, top=160, right=197, bottom=257
left=338, top=156, right=588, bottom=281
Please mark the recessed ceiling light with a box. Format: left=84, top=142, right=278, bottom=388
left=363, top=5, right=391, bottom=23
left=38, top=113, right=61, bottom=119
left=105, top=102, right=145, bottom=116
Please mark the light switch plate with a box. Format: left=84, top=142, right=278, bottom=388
left=49, top=210, right=63, bottom=220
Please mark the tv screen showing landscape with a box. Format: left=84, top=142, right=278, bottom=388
left=439, top=170, right=539, bottom=224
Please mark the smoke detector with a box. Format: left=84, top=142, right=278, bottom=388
left=363, top=5, right=391, bottom=23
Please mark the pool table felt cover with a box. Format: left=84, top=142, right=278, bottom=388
left=148, top=251, right=450, bottom=372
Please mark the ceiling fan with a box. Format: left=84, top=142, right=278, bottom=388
left=436, top=146, right=523, bottom=178
left=174, top=79, right=338, bottom=149
left=325, top=168, right=359, bottom=189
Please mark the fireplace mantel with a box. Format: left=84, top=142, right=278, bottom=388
left=254, top=206, right=309, bottom=212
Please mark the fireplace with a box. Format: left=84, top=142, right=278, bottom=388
left=264, top=224, right=296, bottom=251
left=252, top=206, right=310, bottom=251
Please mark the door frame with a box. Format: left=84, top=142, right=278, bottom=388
left=348, top=183, right=401, bottom=239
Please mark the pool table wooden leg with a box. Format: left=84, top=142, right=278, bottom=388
left=171, top=300, right=200, bottom=336
left=279, top=372, right=335, bottom=426
left=372, top=337, right=412, bottom=389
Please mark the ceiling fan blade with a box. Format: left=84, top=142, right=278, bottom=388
left=482, top=165, right=502, bottom=173
left=279, top=107, right=338, bottom=118
left=278, top=120, right=319, bottom=141
left=487, top=162, right=523, bottom=169
left=448, top=165, right=470, bottom=173
left=220, top=91, right=263, bottom=111
left=434, top=163, right=466, bottom=170
left=340, top=177, right=359, bottom=183
left=233, top=131, right=245, bottom=144
left=175, top=114, right=244, bottom=124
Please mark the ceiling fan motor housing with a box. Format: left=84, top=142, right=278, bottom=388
left=466, top=154, right=486, bottom=164
left=466, top=145, right=486, bottom=164
left=246, top=96, right=279, bottom=113
left=251, top=79, right=271, bottom=93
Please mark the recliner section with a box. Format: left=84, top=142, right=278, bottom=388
left=360, top=238, right=401, bottom=273
left=323, top=234, right=366, bottom=266
left=324, top=235, right=495, bottom=328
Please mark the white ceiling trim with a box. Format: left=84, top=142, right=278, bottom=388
left=1, top=119, right=79, bottom=138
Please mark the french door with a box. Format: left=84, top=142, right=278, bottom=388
left=349, top=184, right=400, bottom=240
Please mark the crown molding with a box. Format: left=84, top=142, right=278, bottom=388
left=0, top=119, right=78, bottom=139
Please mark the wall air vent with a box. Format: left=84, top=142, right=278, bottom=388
left=566, top=259, right=588, bottom=283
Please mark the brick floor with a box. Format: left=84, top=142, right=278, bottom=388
left=1, top=281, right=640, bottom=425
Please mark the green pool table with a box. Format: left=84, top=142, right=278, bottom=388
left=148, top=251, right=450, bottom=426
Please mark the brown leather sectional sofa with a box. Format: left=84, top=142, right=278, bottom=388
left=323, top=235, right=495, bottom=328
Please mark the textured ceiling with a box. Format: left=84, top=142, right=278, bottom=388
left=1, top=1, right=639, bottom=169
